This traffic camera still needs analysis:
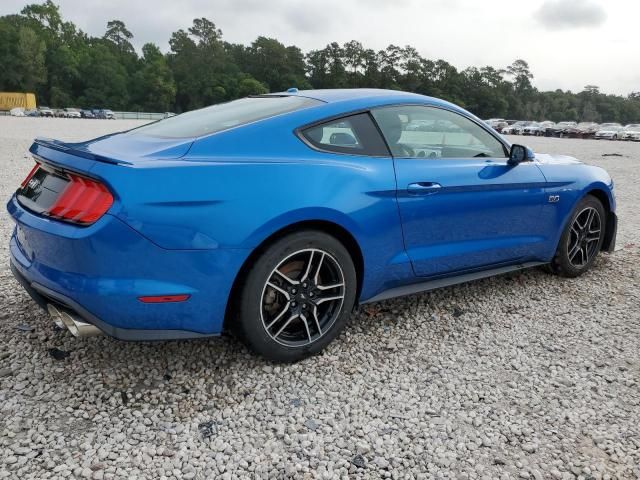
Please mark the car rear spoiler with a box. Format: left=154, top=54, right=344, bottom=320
left=31, top=137, right=132, bottom=166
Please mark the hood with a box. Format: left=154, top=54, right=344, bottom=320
left=534, top=153, right=582, bottom=165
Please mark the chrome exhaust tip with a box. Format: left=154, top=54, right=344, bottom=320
left=47, top=304, right=102, bottom=337
left=66, top=315, right=102, bottom=337
left=47, top=304, right=65, bottom=329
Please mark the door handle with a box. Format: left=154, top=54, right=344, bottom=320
left=407, top=182, right=442, bottom=195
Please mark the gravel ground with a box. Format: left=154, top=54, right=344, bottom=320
left=0, top=118, right=639, bottom=480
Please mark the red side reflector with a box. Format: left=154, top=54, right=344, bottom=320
left=138, top=294, right=191, bottom=304
left=48, top=173, right=113, bottom=224
left=20, top=163, right=40, bottom=188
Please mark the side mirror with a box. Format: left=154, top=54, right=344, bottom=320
left=508, top=144, right=535, bottom=165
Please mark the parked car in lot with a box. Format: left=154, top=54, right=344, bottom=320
left=7, top=89, right=618, bottom=361
left=564, top=122, right=599, bottom=139
left=80, top=109, right=95, bottom=119
left=24, top=109, right=39, bottom=117
left=93, top=109, right=116, bottom=119
left=522, top=122, right=550, bottom=136
left=621, top=124, right=640, bottom=141
left=594, top=125, right=624, bottom=140
left=9, top=107, right=25, bottom=117
left=502, top=121, right=530, bottom=135
left=64, top=108, right=81, bottom=119
left=38, top=106, right=54, bottom=117
left=485, top=118, right=508, bottom=132
left=547, top=121, right=577, bottom=137
left=493, top=120, right=508, bottom=132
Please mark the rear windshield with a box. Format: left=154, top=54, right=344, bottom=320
left=128, top=96, right=321, bottom=138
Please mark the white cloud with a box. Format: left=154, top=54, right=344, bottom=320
left=534, top=0, right=607, bottom=30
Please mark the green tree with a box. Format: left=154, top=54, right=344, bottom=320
left=507, top=59, right=534, bottom=93
left=0, top=10, right=51, bottom=97
left=236, top=77, right=268, bottom=97
left=14, top=26, right=47, bottom=92
left=104, top=20, right=134, bottom=54
left=239, top=37, right=307, bottom=92
left=130, top=43, right=176, bottom=111
left=168, top=18, right=240, bottom=110
left=76, top=42, right=129, bottom=108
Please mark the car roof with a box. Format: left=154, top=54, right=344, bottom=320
left=276, top=88, right=415, bottom=102
left=259, top=88, right=474, bottom=126
left=267, top=88, right=456, bottom=109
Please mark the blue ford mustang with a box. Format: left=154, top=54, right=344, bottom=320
left=8, top=89, right=617, bottom=362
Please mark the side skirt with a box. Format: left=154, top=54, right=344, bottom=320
left=361, top=261, right=547, bottom=304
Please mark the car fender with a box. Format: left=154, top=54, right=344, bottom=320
left=537, top=158, right=615, bottom=258
left=241, top=206, right=364, bottom=252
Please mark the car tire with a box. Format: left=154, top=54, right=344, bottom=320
left=236, top=230, right=357, bottom=362
left=547, top=195, right=606, bottom=278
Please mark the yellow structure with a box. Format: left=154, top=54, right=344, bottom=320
left=0, top=92, right=37, bottom=111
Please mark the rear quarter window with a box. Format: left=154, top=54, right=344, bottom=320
left=300, top=113, right=390, bottom=156
left=128, top=96, right=321, bottom=139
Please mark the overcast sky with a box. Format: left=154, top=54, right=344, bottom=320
left=2, top=0, right=638, bottom=95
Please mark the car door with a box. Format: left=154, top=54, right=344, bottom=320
left=371, top=105, right=548, bottom=277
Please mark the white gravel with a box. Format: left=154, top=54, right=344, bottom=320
left=1, top=118, right=639, bottom=479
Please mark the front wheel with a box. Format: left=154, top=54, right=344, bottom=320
left=237, top=231, right=357, bottom=362
left=547, top=196, right=605, bottom=277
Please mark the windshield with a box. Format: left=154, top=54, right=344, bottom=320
left=129, top=96, right=321, bottom=138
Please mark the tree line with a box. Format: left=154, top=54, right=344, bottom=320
left=1, top=1, right=639, bottom=123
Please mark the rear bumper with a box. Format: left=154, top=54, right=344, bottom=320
left=10, top=261, right=218, bottom=340
left=8, top=194, right=249, bottom=339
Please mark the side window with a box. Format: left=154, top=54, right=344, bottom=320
left=300, top=113, right=389, bottom=156
left=371, top=106, right=507, bottom=159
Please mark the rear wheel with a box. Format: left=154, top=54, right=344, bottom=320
left=548, top=196, right=605, bottom=277
left=237, top=231, right=357, bottom=362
